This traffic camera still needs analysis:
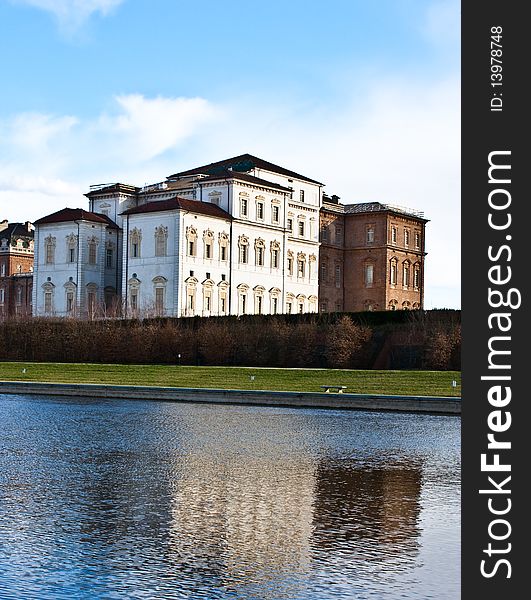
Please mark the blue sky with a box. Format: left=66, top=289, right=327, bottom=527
left=0, top=0, right=460, bottom=308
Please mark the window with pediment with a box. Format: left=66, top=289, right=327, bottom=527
left=44, top=235, right=56, bottom=265
left=255, top=238, right=265, bottom=267
left=219, top=232, right=229, bottom=261
left=186, top=226, right=197, bottom=257
left=155, top=225, right=168, bottom=257
left=203, top=229, right=214, bottom=260
left=130, top=228, right=142, bottom=259
left=238, top=235, right=249, bottom=264
left=66, top=233, right=77, bottom=263
left=87, top=236, right=98, bottom=265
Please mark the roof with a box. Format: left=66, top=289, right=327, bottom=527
left=168, top=153, right=324, bottom=185
left=34, top=208, right=120, bottom=229
left=196, top=169, right=293, bottom=192
left=0, top=221, right=34, bottom=241
left=120, top=197, right=232, bottom=220
left=344, top=202, right=426, bottom=220
left=85, top=183, right=139, bottom=197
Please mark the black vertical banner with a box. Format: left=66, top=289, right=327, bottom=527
left=462, top=2, right=528, bottom=598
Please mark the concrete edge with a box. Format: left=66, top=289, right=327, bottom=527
left=0, top=381, right=461, bottom=415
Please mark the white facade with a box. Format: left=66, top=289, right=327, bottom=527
left=33, top=155, right=321, bottom=318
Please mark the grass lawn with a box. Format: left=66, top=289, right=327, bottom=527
left=0, top=362, right=461, bottom=397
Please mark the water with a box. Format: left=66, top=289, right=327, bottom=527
left=0, top=395, right=460, bottom=599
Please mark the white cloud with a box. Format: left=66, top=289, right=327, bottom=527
left=12, top=0, right=124, bottom=30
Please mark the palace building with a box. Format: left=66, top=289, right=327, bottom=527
left=30, top=154, right=427, bottom=319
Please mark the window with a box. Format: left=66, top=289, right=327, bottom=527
left=240, top=197, right=248, bottom=217
left=106, top=247, right=113, bottom=269
left=415, top=232, right=421, bottom=249
left=414, top=264, right=421, bottom=289
left=272, top=205, right=280, bottom=223
left=130, top=289, right=138, bottom=312
left=204, top=230, right=214, bottom=260
left=254, top=287, right=265, bottom=314
left=272, top=297, right=278, bottom=314
left=0, top=288, right=4, bottom=304
left=238, top=284, right=249, bottom=315
left=388, top=299, right=398, bottom=311
left=391, top=226, right=397, bottom=244
left=321, top=227, right=328, bottom=243
left=402, top=301, right=411, bottom=310
left=44, top=291, right=53, bottom=313
left=335, top=227, right=342, bottom=245
left=366, top=226, right=375, bottom=244
left=335, top=264, right=341, bottom=288
left=0, top=264, right=5, bottom=277
left=255, top=239, right=265, bottom=266
left=153, top=276, right=167, bottom=316
left=298, top=221, right=305, bottom=237
left=300, top=190, right=305, bottom=202
left=66, top=291, right=75, bottom=313
left=287, top=252, right=294, bottom=276
left=66, top=234, right=77, bottom=263
left=185, top=277, right=197, bottom=315
left=44, top=235, right=56, bottom=265
left=404, top=229, right=410, bottom=248
left=238, top=235, right=249, bottom=264
left=88, top=237, right=98, bottom=265
left=220, top=294, right=227, bottom=314
left=287, top=218, right=293, bottom=233
left=155, top=226, right=168, bottom=257
left=87, top=286, right=97, bottom=318
left=403, top=261, right=411, bottom=288
left=203, top=281, right=213, bottom=315
left=219, top=232, right=229, bottom=261
left=256, top=201, right=264, bottom=220
left=320, top=260, right=328, bottom=282
left=365, top=264, right=374, bottom=287
left=271, top=242, right=280, bottom=269
left=130, top=228, right=142, bottom=258
left=297, top=253, right=306, bottom=278
left=186, top=226, right=197, bottom=257
left=390, top=259, right=398, bottom=285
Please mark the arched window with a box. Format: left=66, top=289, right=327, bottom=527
left=130, top=228, right=142, bottom=259
left=308, top=295, right=318, bottom=313
left=402, top=301, right=411, bottom=310
left=155, top=226, right=168, bottom=257
left=309, top=254, right=317, bottom=279
left=388, top=299, right=398, bottom=311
